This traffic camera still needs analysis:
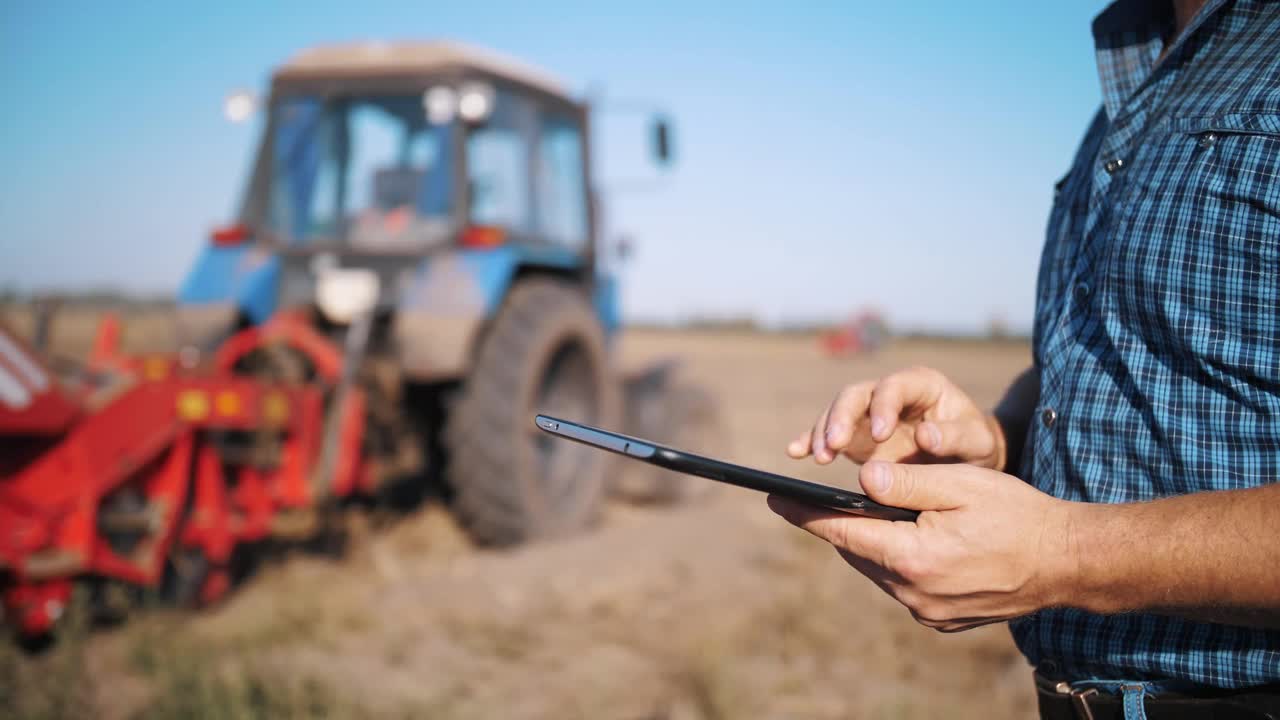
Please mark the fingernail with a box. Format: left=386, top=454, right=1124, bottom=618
left=871, top=417, right=887, bottom=439
left=925, top=423, right=942, bottom=449
left=825, top=423, right=845, bottom=444
left=865, top=462, right=891, bottom=493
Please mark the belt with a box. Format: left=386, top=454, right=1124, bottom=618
left=1035, top=670, right=1280, bottom=720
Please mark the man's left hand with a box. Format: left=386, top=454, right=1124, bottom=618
left=768, top=461, right=1079, bottom=632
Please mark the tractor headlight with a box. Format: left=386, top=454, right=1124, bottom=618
left=458, top=82, right=495, bottom=123
left=315, top=268, right=380, bottom=325
left=423, top=86, right=457, bottom=125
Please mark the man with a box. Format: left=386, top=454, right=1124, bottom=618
left=769, top=1, right=1280, bottom=718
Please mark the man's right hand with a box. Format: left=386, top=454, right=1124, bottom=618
left=787, top=366, right=1007, bottom=470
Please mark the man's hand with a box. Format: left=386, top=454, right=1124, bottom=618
left=787, top=367, right=1007, bottom=470
left=767, top=461, right=1078, bottom=632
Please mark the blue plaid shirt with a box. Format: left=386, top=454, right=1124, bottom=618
left=1011, top=0, right=1280, bottom=689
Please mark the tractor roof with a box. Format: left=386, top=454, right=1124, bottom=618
left=273, top=41, right=570, bottom=101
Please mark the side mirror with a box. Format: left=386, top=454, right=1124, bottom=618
left=652, top=116, right=674, bottom=167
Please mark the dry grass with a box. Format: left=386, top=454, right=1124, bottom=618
left=1, top=304, right=177, bottom=356
left=0, top=591, right=96, bottom=720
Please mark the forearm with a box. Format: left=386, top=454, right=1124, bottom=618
left=1059, top=483, right=1280, bottom=628
left=991, top=366, right=1039, bottom=475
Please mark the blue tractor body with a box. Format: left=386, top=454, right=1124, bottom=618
left=178, top=242, right=620, bottom=379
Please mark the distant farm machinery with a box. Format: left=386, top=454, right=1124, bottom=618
left=819, top=310, right=888, bottom=357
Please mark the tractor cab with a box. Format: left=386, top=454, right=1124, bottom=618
left=178, top=42, right=646, bottom=382
left=247, top=42, right=593, bottom=258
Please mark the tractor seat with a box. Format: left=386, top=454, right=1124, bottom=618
left=371, top=167, right=425, bottom=211
left=353, top=167, right=452, bottom=249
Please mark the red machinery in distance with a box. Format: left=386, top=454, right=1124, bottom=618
left=819, top=310, right=889, bottom=357
left=0, top=314, right=367, bottom=639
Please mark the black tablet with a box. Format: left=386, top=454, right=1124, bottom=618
left=534, top=414, right=919, bottom=522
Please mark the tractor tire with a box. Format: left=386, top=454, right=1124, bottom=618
left=445, top=279, right=620, bottom=545
left=613, top=382, right=727, bottom=504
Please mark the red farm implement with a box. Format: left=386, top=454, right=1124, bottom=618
left=818, top=310, right=889, bottom=357
left=0, top=315, right=366, bottom=640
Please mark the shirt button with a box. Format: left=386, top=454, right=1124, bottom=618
left=1198, top=132, right=1218, bottom=149
left=1041, top=407, right=1058, bottom=428
left=1074, top=282, right=1090, bottom=303
left=1104, top=158, right=1125, bottom=174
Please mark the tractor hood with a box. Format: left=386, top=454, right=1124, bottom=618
left=174, top=239, right=616, bottom=381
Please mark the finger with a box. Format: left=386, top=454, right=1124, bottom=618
left=837, top=548, right=908, bottom=587
left=787, top=427, right=813, bottom=458
left=810, top=407, right=835, bottom=464
left=766, top=494, right=913, bottom=562
left=860, top=428, right=929, bottom=464
left=915, top=418, right=995, bottom=460
left=860, top=461, right=970, bottom=511
left=768, top=494, right=837, bottom=530
left=867, top=368, right=944, bottom=442
left=916, top=613, right=1024, bottom=634
left=821, top=383, right=873, bottom=453
left=835, top=556, right=1017, bottom=632
left=941, top=615, right=1024, bottom=633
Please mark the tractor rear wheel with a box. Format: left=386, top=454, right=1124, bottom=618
left=613, top=382, right=726, bottom=504
left=445, top=279, right=619, bottom=545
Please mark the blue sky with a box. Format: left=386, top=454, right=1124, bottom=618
left=1, top=1, right=1110, bottom=333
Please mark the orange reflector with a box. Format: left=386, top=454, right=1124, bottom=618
left=262, top=391, right=290, bottom=425
left=176, top=390, right=210, bottom=421
left=143, top=356, right=169, bottom=382
left=214, top=390, right=242, bottom=417
left=460, top=224, right=506, bottom=248
left=211, top=223, right=250, bottom=247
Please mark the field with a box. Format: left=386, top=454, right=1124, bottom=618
left=1, top=315, right=1037, bottom=719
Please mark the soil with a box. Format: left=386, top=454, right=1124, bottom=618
left=4, top=317, right=1039, bottom=719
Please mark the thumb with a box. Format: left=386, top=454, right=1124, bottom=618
left=860, top=461, right=970, bottom=511
left=915, top=418, right=996, bottom=461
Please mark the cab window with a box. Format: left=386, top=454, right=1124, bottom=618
left=266, top=95, right=454, bottom=247
left=537, top=114, right=588, bottom=250
left=466, top=91, right=534, bottom=234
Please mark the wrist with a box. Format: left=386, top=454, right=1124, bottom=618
left=1031, top=499, right=1084, bottom=611
left=1042, top=500, right=1127, bottom=614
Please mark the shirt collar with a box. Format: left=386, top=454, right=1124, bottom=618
left=1091, top=0, right=1230, bottom=120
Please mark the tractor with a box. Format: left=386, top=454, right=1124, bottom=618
left=175, top=41, right=717, bottom=546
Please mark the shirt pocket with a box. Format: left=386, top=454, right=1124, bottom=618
left=1105, top=112, right=1280, bottom=363
left=1167, top=112, right=1280, bottom=265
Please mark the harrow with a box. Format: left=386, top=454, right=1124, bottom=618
left=0, top=313, right=366, bottom=639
